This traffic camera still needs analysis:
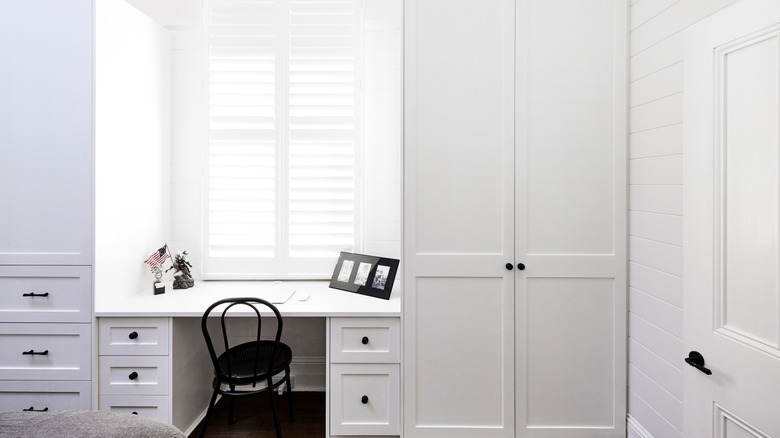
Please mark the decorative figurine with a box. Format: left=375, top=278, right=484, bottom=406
left=144, top=244, right=171, bottom=295
left=167, top=250, right=194, bottom=289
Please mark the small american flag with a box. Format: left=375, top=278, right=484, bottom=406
left=144, top=244, right=170, bottom=270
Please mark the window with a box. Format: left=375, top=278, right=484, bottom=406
left=203, top=0, right=361, bottom=278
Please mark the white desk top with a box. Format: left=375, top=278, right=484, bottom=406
left=95, top=280, right=401, bottom=318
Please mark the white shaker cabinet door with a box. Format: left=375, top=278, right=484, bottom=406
left=0, top=0, right=93, bottom=266
left=403, top=0, right=516, bottom=436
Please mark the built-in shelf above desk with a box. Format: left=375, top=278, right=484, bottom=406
left=95, top=280, right=401, bottom=318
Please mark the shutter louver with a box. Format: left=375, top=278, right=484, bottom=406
left=288, top=0, right=356, bottom=258
left=204, top=0, right=358, bottom=276
left=207, top=0, right=277, bottom=258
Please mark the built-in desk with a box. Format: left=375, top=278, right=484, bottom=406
left=95, top=281, right=401, bottom=437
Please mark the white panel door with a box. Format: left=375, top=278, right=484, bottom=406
left=515, top=1, right=626, bottom=436
left=684, top=1, right=780, bottom=436
left=403, top=0, right=515, bottom=436
left=0, top=0, right=93, bottom=266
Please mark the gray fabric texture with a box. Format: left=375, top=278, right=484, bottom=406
left=0, top=410, right=186, bottom=438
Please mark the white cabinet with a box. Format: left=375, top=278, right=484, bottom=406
left=0, top=0, right=93, bottom=266
left=329, top=317, right=400, bottom=437
left=97, top=318, right=172, bottom=423
left=0, top=0, right=95, bottom=412
left=403, top=0, right=627, bottom=437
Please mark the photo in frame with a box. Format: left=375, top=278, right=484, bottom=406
left=329, top=251, right=400, bottom=300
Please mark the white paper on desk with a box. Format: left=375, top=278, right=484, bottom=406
left=259, top=289, right=296, bottom=304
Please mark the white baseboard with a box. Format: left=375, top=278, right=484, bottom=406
left=627, top=414, right=654, bottom=438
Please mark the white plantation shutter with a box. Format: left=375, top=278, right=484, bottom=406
left=204, top=0, right=358, bottom=278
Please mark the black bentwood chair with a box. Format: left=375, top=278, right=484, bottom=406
left=199, top=297, right=294, bottom=437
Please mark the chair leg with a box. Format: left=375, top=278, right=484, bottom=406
left=285, top=368, right=294, bottom=422
left=268, top=378, right=282, bottom=438
left=199, top=387, right=220, bottom=438
left=228, top=384, right=236, bottom=425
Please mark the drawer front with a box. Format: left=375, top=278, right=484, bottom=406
left=330, top=318, right=400, bottom=363
left=99, top=317, right=170, bottom=356
left=0, top=266, right=91, bottom=323
left=99, top=395, right=171, bottom=423
left=0, top=380, right=92, bottom=411
left=330, top=363, right=400, bottom=436
left=99, top=356, right=170, bottom=396
left=0, top=323, right=91, bottom=380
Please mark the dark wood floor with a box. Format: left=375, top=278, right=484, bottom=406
left=188, top=391, right=325, bottom=438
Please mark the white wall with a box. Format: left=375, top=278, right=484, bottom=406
left=627, top=0, right=738, bottom=436
left=95, top=0, right=172, bottom=304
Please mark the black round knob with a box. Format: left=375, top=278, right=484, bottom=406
left=132, top=412, right=138, bottom=415
left=361, top=336, right=369, bottom=345
left=361, top=395, right=369, bottom=404
left=505, top=263, right=513, bottom=270
left=128, top=331, right=138, bottom=340
left=517, top=263, right=525, bottom=271
left=129, top=372, right=138, bottom=380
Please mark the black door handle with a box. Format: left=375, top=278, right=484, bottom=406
left=685, top=351, right=712, bottom=375
left=517, top=263, right=525, bottom=271
left=24, top=407, right=48, bottom=412
left=22, top=350, right=48, bottom=356
left=505, top=263, right=513, bottom=270
left=22, top=292, right=49, bottom=298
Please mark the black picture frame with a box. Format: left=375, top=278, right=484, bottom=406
left=329, top=251, right=400, bottom=300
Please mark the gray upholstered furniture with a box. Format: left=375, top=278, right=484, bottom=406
left=0, top=410, right=186, bottom=438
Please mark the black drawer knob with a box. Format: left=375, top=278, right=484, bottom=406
left=361, top=395, right=368, bottom=404
left=129, top=372, right=139, bottom=380
left=505, top=263, right=513, bottom=270
left=361, top=336, right=369, bottom=345
left=128, top=331, right=138, bottom=340
left=517, top=263, right=525, bottom=271
left=132, top=412, right=138, bottom=415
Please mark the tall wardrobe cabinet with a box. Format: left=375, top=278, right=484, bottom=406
left=0, top=1, right=94, bottom=410
left=403, top=1, right=627, bottom=437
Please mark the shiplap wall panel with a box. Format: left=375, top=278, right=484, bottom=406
left=630, top=62, right=682, bottom=107
left=629, top=93, right=683, bottom=132
left=628, top=0, right=741, bottom=436
left=630, top=124, right=682, bottom=159
left=629, top=339, right=683, bottom=400
left=629, top=390, right=683, bottom=438
left=629, top=288, right=683, bottom=337
left=629, top=185, right=682, bottom=215
left=628, top=364, right=683, bottom=429
left=630, top=262, right=682, bottom=307
left=630, top=155, right=682, bottom=185
left=630, top=33, right=682, bottom=81
left=629, top=210, right=682, bottom=246
left=629, top=313, right=684, bottom=371
left=631, top=0, right=679, bottom=30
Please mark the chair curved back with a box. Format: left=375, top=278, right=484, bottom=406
left=201, top=297, right=284, bottom=383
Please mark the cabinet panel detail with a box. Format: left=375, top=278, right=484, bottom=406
left=0, top=266, right=92, bottom=323
left=412, top=276, right=511, bottom=428
left=525, top=277, right=614, bottom=427
left=0, top=324, right=91, bottom=381
left=0, top=380, right=91, bottom=411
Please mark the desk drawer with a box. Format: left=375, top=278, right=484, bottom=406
left=330, top=363, right=399, bottom=436
left=0, top=266, right=91, bottom=323
left=99, top=395, right=170, bottom=423
left=330, top=318, right=400, bottom=363
left=0, top=380, right=91, bottom=411
left=99, top=318, right=170, bottom=356
left=0, top=323, right=91, bottom=380
left=99, top=356, right=169, bottom=396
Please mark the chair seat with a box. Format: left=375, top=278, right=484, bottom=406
left=216, top=340, right=292, bottom=385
